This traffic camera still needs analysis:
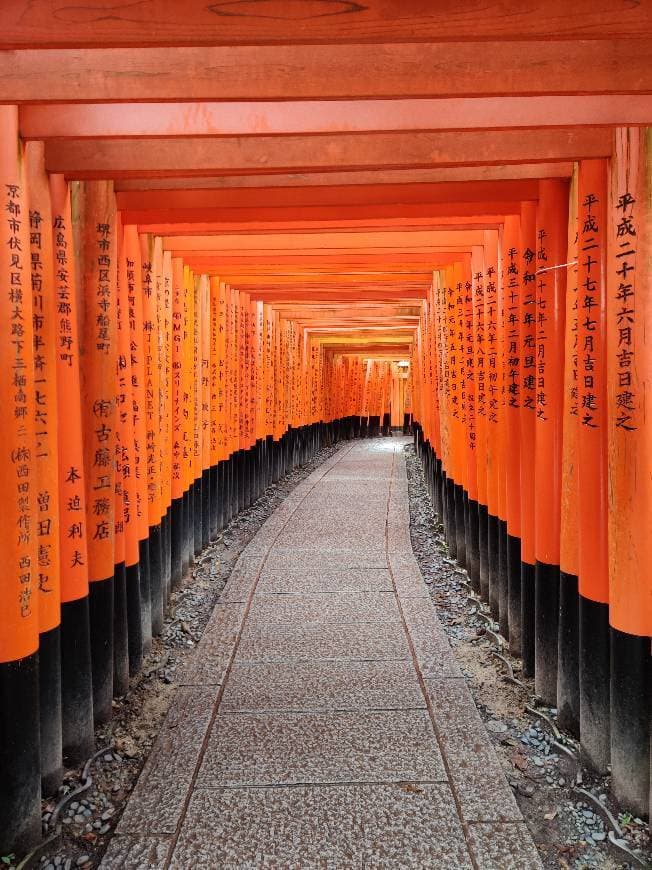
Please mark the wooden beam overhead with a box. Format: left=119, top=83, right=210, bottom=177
left=115, top=164, right=574, bottom=191
left=161, top=229, right=485, bottom=251
left=19, top=96, right=652, bottom=139
left=116, top=180, right=538, bottom=212
left=3, top=42, right=651, bottom=102
left=120, top=203, right=525, bottom=225
left=46, top=129, right=608, bottom=179
left=139, top=216, right=506, bottom=234
left=3, top=0, right=650, bottom=47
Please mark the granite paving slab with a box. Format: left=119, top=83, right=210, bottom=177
left=116, top=687, right=216, bottom=834
left=100, top=835, right=171, bottom=869
left=196, top=709, right=447, bottom=786
left=236, top=619, right=411, bottom=662
left=246, top=591, right=401, bottom=625
left=466, top=822, right=544, bottom=869
left=169, top=784, right=473, bottom=870
left=220, top=660, right=425, bottom=712
left=425, top=678, right=523, bottom=822
left=263, top=549, right=388, bottom=571
left=255, top=568, right=393, bottom=594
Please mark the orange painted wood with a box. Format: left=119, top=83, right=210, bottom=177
left=115, top=180, right=538, bottom=212
left=50, top=173, right=90, bottom=605
left=162, top=229, right=487, bottom=251
left=21, top=97, right=652, bottom=140
left=141, top=217, right=507, bottom=233
left=78, top=180, right=117, bottom=584
left=3, top=0, right=651, bottom=46
left=3, top=43, right=651, bottom=102
left=606, top=128, right=652, bottom=636
left=502, top=215, right=522, bottom=537
left=576, top=158, right=609, bottom=604
left=45, top=130, right=610, bottom=178
left=519, top=201, right=538, bottom=566
left=0, top=105, right=39, bottom=662
left=560, top=167, right=580, bottom=578
left=534, top=179, right=569, bottom=566
left=4, top=0, right=651, bottom=46
left=26, top=141, right=62, bottom=634
left=114, top=164, right=573, bottom=191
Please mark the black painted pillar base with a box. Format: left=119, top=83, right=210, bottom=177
left=487, top=513, right=500, bottom=621
left=557, top=571, right=580, bottom=736
left=521, top=560, right=536, bottom=679
left=138, top=537, right=152, bottom=654
left=180, top=489, right=189, bottom=576
left=534, top=560, right=560, bottom=705
left=610, top=627, right=650, bottom=818
left=112, top=561, right=129, bottom=697
left=0, top=651, right=41, bottom=856
left=498, top=518, right=509, bottom=638
left=445, top=476, right=457, bottom=559
left=39, top=625, right=62, bottom=795
left=478, top=503, right=489, bottom=603
left=149, top=524, right=164, bottom=636
left=125, top=561, right=143, bottom=677
left=194, top=474, right=203, bottom=556
left=506, top=534, right=522, bottom=657
left=454, top=483, right=466, bottom=568
left=467, top=499, right=480, bottom=593
left=162, top=508, right=172, bottom=606
left=60, top=596, right=94, bottom=764
left=437, top=459, right=445, bottom=527
left=171, top=496, right=183, bottom=590
left=580, top=596, right=611, bottom=774
left=209, top=464, right=219, bottom=541
left=89, top=575, right=114, bottom=725
left=201, top=467, right=210, bottom=549
left=215, top=461, right=224, bottom=532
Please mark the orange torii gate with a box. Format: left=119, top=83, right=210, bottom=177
left=0, top=1, right=651, bottom=857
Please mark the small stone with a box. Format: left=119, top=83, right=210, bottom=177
left=45, top=864, right=55, bottom=870
left=64, top=860, right=72, bottom=870
left=74, top=814, right=85, bottom=823
left=101, top=809, right=114, bottom=821
left=593, top=831, right=606, bottom=842
left=76, top=856, right=90, bottom=867
left=99, top=823, right=111, bottom=835
left=558, top=778, right=566, bottom=787
left=103, top=753, right=113, bottom=762
left=532, top=756, right=544, bottom=767
left=70, top=801, right=79, bottom=811
left=62, top=817, right=72, bottom=825
left=486, top=719, right=508, bottom=733
left=599, top=793, right=607, bottom=803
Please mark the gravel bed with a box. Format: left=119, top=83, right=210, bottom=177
left=404, top=442, right=650, bottom=870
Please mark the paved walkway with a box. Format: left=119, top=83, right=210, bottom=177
left=102, top=439, right=542, bottom=869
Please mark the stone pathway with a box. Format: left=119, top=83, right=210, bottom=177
left=102, top=439, right=542, bottom=869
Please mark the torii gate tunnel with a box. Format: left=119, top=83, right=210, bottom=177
left=0, top=0, right=651, bottom=857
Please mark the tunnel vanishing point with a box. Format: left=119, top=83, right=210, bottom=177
left=0, top=0, right=651, bottom=862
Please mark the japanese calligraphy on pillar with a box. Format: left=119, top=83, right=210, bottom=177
left=610, top=189, right=638, bottom=432
left=1, top=157, right=38, bottom=658
left=50, top=176, right=88, bottom=602
left=578, top=189, right=605, bottom=429
left=27, top=148, right=61, bottom=633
